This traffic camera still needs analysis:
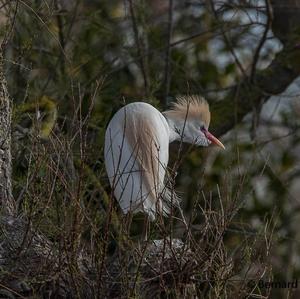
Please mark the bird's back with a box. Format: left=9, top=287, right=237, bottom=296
left=104, top=102, right=170, bottom=219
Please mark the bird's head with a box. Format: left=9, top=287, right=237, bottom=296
left=163, top=95, right=225, bottom=149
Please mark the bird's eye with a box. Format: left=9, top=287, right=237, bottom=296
left=200, top=125, right=205, bottom=131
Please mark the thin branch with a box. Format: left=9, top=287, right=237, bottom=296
left=163, top=0, right=174, bottom=108
left=18, top=0, right=70, bottom=63
left=54, top=0, right=66, bottom=74
left=250, top=0, right=273, bottom=82
left=209, top=0, right=247, bottom=78
left=127, top=0, right=149, bottom=95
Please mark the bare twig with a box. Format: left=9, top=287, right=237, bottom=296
left=250, top=0, right=273, bottom=82
left=209, top=0, right=247, bottom=77
left=163, top=0, right=174, bottom=108
left=127, top=0, right=149, bottom=95
left=54, top=0, right=66, bottom=74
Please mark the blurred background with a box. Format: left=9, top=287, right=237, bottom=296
left=1, top=0, right=300, bottom=298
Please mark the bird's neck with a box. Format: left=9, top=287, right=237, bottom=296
left=163, top=114, right=181, bottom=143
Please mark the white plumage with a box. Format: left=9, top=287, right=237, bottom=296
left=104, top=96, right=225, bottom=220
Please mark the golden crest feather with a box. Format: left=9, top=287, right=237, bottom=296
left=164, top=95, right=211, bottom=127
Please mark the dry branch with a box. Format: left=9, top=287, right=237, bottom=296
left=211, top=0, right=300, bottom=137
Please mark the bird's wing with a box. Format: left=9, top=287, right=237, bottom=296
left=125, top=114, right=161, bottom=209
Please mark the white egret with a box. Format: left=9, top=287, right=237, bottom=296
left=104, top=95, right=225, bottom=220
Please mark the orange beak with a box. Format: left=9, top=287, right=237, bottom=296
left=202, top=129, right=225, bottom=150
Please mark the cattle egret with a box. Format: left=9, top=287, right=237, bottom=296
left=104, top=95, right=225, bottom=220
